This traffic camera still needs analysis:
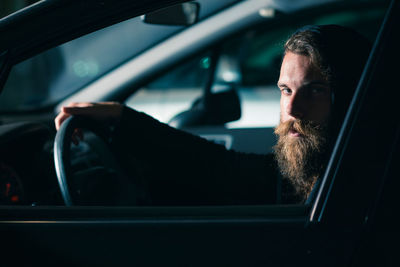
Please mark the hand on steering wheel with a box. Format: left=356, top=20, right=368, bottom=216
left=54, top=102, right=139, bottom=206
left=55, top=102, right=123, bottom=145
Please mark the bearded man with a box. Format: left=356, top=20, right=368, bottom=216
left=55, top=25, right=371, bottom=205
left=273, top=25, right=371, bottom=202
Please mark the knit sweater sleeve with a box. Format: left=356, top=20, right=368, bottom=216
left=111, top=106, right=277, bottom=205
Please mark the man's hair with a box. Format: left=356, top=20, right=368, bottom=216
left=284, top=28, right=332, bottom=84
left=283, top=25, right=372, bottom=132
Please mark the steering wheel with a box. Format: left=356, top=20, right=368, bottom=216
left=54, top=116, right=136, bottom=206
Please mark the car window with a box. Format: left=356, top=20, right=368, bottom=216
left=0, top=0, right=389, bottom=208
left=125, top=3, right=386, bottom=129
left=125, top=52, right=211, bottom=124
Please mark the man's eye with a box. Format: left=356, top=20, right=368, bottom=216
left=281, top=88, right=292, bottom=95
left=311, top=87, right=328, bottom=95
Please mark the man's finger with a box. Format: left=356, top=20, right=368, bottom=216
left=62, top=105, right=106, bottom=118
left=55, top=112, right=71, bottom=130
left=55, top=102, right=123, bottom=131
left=67, top=102, right=95, bottom=108
left=56, top=105, right=99, bottom=130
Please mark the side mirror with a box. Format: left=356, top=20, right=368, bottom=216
left=142, top=2, right=200, bottom=26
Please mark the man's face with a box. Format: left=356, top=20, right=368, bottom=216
left=278, top=52, right=331, bottom=129
left=274, top=52, right=333, bottom=201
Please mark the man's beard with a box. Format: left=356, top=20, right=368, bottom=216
left=273, top=119, right=330, bottom=202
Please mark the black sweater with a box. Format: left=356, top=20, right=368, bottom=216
left=112, top=107, right=281, bottom=205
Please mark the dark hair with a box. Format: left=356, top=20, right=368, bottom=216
left=284, top=28, right=331, bottom=83
left=284, top=25, right=372, bottom=131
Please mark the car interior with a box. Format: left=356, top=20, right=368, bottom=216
left=0, top=0, right=389, bottom=207
left=2, top=1, right=400, bottom=266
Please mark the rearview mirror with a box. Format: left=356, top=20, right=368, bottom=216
left=142, top=2, right=200, bottom=26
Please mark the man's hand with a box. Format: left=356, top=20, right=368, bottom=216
left=54, top=102, right=124, bottom=144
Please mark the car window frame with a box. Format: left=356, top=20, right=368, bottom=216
left=0, top=2, right=399, bottom=266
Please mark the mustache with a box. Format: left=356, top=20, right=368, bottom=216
left=274, top=119, right=326, bottom=138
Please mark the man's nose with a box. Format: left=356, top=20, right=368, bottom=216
left=287, top=93, right=305, bottom=119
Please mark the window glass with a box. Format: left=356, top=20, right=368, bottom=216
left=0, top=17, right=183, bottom=112
left=221, top=27, right=287, bottom=128
left=126, top=53, right=211, bottom=123
left=0, top=0, right=241, bottom=112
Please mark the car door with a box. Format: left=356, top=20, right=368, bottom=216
left=0, top=0, right=398, bottom=266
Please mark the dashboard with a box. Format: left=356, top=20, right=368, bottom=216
left=0, top=122, right=62, bottom=205
left=0, top=121, right=140, bottom=207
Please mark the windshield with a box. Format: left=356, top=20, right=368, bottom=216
left=0, top=0, right=241, bottom=112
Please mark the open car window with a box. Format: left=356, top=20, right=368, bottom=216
left=0, top=0, right=389, bottom=209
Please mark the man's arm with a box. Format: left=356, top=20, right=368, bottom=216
left=112, top=106, right=278, bottom=205
left=55, top=102, right=278, bottom=205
